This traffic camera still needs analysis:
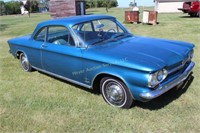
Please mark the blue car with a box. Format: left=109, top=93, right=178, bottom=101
left=8, top=15, right=195, bottom=108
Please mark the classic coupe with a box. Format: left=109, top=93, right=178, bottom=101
left=8, top=15, right=195, bottom=108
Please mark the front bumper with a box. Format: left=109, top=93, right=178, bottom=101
left=140, top=61, right=195, bottom=100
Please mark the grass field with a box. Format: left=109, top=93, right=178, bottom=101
left=0, top=8, right=200, bottom=132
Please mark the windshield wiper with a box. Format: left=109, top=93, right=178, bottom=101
left=111, top=33, right=132, bottom=39
left=91, top=33, right=132, bottom=46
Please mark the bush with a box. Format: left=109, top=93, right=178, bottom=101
left=0, top=1, right=6, bottom=15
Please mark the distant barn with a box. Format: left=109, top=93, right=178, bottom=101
left=49, top=0, right=85, bottom=18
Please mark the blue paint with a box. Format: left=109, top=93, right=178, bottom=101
left=7, top=15, right=195, bottom=102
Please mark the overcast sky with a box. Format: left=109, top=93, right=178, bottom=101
left=2, top=0, right=154, bottom=7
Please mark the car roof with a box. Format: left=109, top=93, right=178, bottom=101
left=37, top=15, right=116, bottom=28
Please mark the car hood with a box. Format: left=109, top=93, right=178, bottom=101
left=84, top=36, right=194, bottom=72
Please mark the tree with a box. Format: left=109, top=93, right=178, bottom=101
left=39, top=0, right=49, bottom=11
left=24, top=0, right=31, bottom=17
left=88, top=0, right=94, bottom=8
left=24, top=0, right=39, bottom=17
left=31, top=0, right=39, bottom=12
left=103, top=0, right=118, bottom=12
left=5, top=1, right=21, bottom=15
left=0, top=1, right=6, bottom=16
left=86, top=0, right=118, bottom=9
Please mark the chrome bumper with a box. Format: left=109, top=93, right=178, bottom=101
left=140, top=61, right=195, bottom=100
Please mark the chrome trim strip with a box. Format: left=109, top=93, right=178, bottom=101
left=168, top=60, right=188, bottom=74
left=140, top=61, right=195, bottom=100
left=32, top=66, right=92, bottom=89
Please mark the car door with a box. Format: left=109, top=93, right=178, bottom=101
left=28, top=27, right=46, bottom=69
left=41, top=26, right=84, bottom=83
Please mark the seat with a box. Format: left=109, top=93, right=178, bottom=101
left=52, top=39, right=68, bottom=45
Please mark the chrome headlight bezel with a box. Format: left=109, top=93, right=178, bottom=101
left=148, top=69, right=168, bottom=88
left=189, top=50, right=194, bottom=59
left=186, top=50, right=194, bottom=63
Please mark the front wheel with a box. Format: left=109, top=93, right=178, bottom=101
left=100, top=77, right=134, bottom=108
left=20, top=53, right=32, bottom=72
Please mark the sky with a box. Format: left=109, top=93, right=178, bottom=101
left=118, top=0, right=154, bottom=7
left=3, top=0, right=11, bottom=2
left=2, top=0, right=154, bottom=7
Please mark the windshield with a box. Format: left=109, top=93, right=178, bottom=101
left=72, top=18, right=131, bottom=46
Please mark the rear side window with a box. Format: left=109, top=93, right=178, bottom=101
left=47, top=26, right=75, bottom=46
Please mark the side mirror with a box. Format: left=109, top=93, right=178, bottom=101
left=95, top=24, right=104, bottom=29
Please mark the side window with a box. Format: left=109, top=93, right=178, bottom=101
left=47, top=26, right=75, bottom=46
left=93, top=19, right=124, bottom=33
left=34, top=27, right=46, bottom=42
left=97, top=19, right=117, bottom=32
left=93, top=20, right=102, bottom=31
left=80, top=22, right=93, bottom=32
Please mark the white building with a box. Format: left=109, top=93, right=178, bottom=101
left=154, top=0, right=198, bottom=13
left=19, top=0, right=28, bottom=15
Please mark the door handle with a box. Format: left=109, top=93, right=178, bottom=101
left=42, top=43, right=48, bottom=48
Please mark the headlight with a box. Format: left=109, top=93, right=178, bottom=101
left=148, top=69, right=168, bottom=88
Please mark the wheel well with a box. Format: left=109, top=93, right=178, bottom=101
left=16, top=51, right=23, bottom=59
left=92, top=73, right=125, bottom=93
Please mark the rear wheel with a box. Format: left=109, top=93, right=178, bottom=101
left=20, top=53, right=32, bottom=72
left=100, top=77, right=134, bottom=108
left=189, top=13, right=198, bottom=17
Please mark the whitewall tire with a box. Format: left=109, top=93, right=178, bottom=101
left=19, top=53, right=32, bottom=72
left=100, top=77, right=134, bottom=108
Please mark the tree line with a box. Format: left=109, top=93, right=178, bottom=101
left=0, top=0, right=118, bottom=15
left=86, top=0, right=118, bottom=9
left=0, top=0, right=47, bottom=15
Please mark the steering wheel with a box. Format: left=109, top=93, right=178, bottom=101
left=103, top=28, right=116, bottom=39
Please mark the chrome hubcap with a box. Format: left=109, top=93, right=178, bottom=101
left=104, top=81, right=125, bottom=106
left=21, top=55, right=29, bottom=71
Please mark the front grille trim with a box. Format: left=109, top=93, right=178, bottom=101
left=168, top=59, right=190, bottom=75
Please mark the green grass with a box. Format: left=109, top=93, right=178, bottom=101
left=0, top=8, right=200, bottom=132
